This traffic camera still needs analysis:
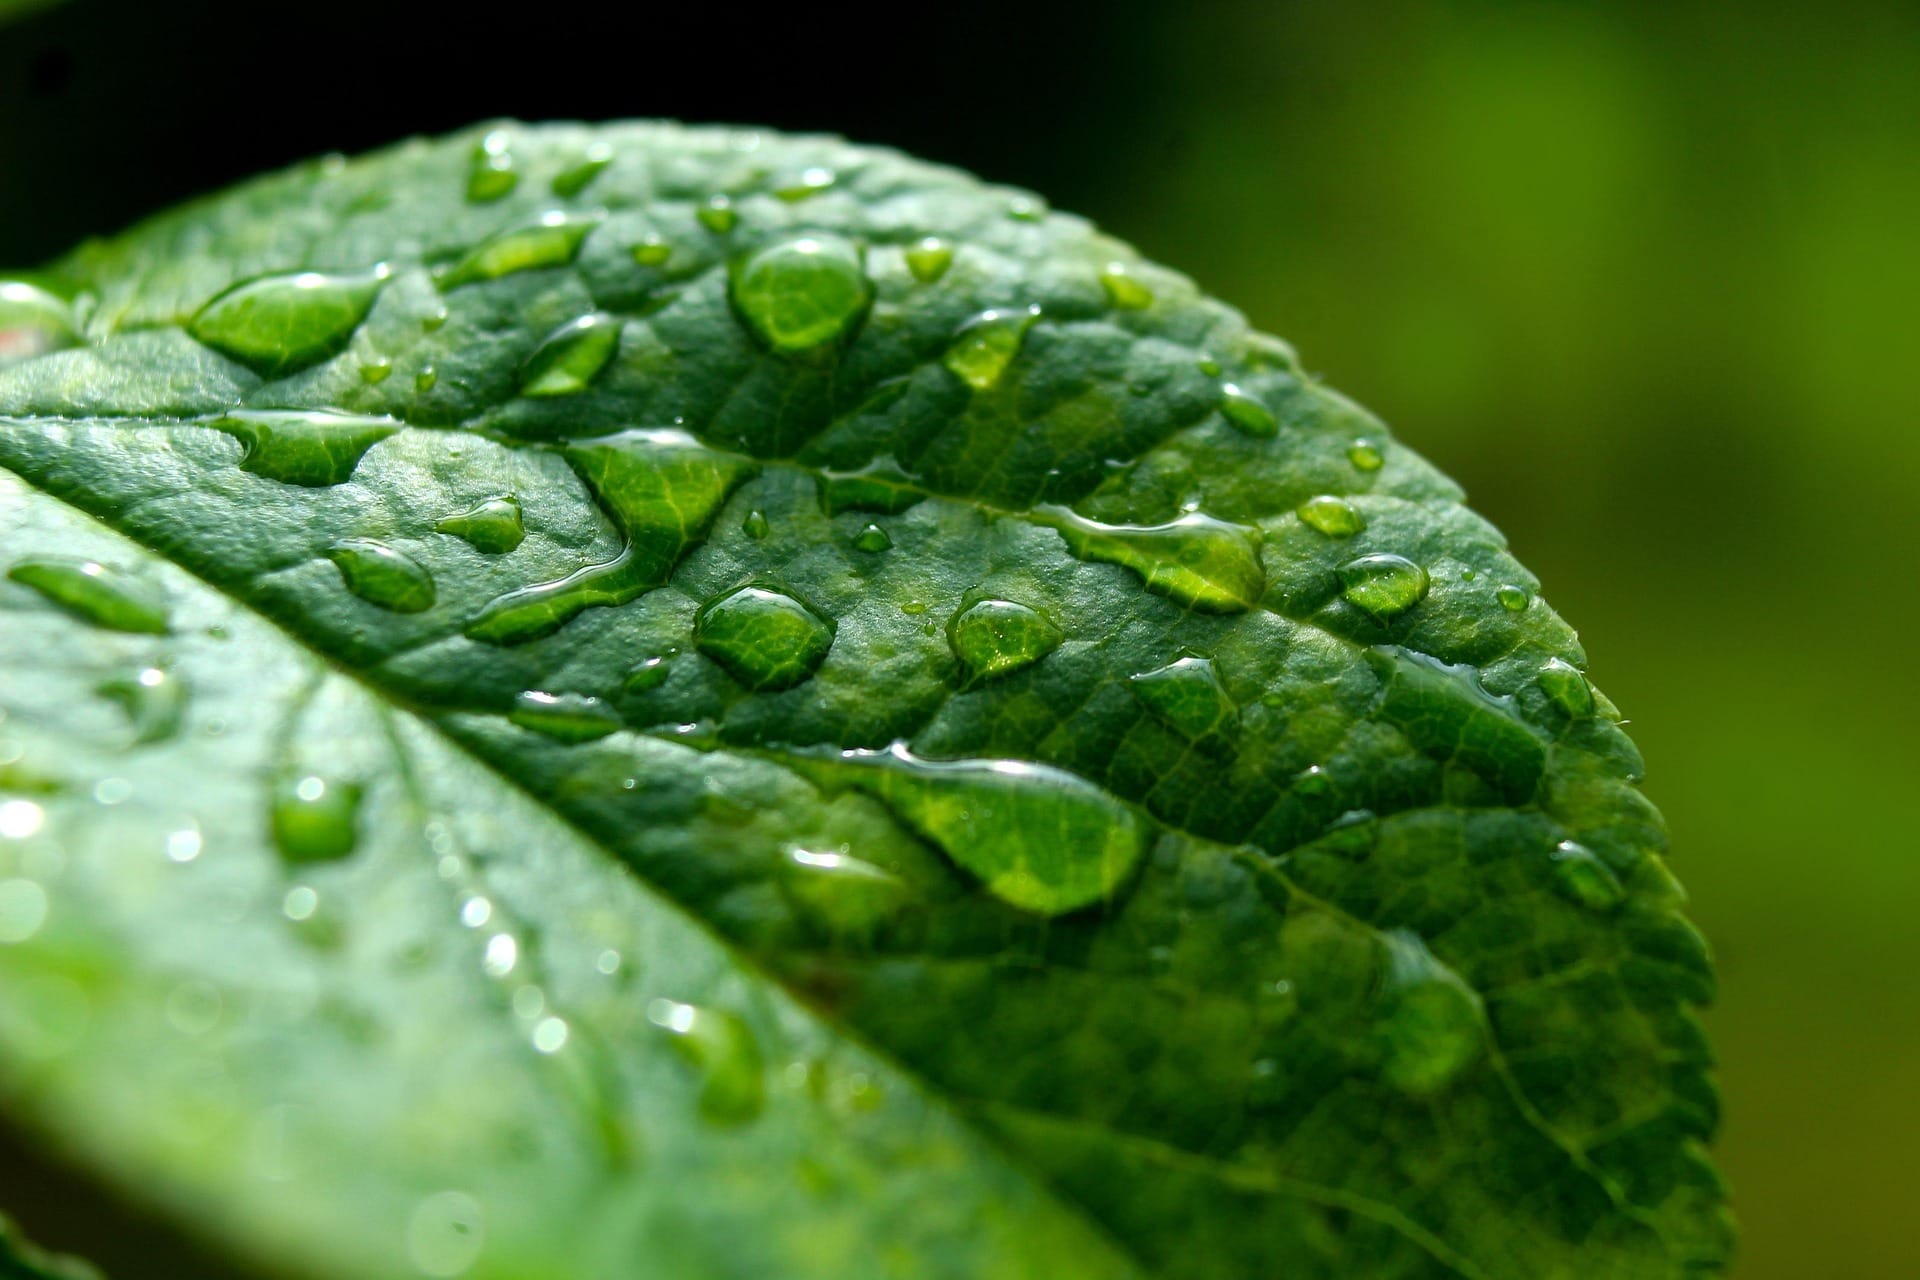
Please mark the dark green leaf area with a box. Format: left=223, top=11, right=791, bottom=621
left=0, top=123, right=1726, bottom=1280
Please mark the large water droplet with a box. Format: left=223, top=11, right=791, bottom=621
left=210, top=409, right=399, bottom=487
left=466, top=130, right=518, bottom=203
left=904, top=237, right=953, bottom=283
left=943, top=306, right=1039, bottom=391
left=519, top=313, right=620, bottom=397
left=1129, top=655, right=1236, bottom=739
left=1338, top=554, right=1428, bottom=618
left=647, top=999, right=765, bottom=1125
left=8, top=559, right=168, bottom=634
left=1220, top=385, right=1278, bottom=438
left=694, top=586, right=834, bottom=691
left=549, top=143, right=612, bottom=198
left=817, top=457, right=924, bottom=514
left=946, top=599, right=1061, bottom=681
left=439, top=212, right=599, bottom=288
left=1538, top=657, right=1595, bottom=718
left=1378, top=930, right=1482, bottom=1096
left=327, top=539, right=436, bottom=613
left=271, top=773, right=362, bottom=863
left=1296, top=494, right=1364, bottom=537
left=730, top=234, right=872, bottom=355
left=97, top=665, right=188, bottom=744
left=190, top=267, right=389, bottom=376
left=1548, top=839, right=1625, bottom=911
left=436, top=496, right=525, bottom=554
left=0, top=280, right=79, bottom=366
left=509, top=691, right=621, bottom=743
left=1036, top=506, right=1265, bottom=614
left=828, top=744, right=1147, bottom=916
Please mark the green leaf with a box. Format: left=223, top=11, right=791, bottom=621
left=0, top=1215, right=100, bottom=1280
left=0, top=122, right=1729, bottom=1279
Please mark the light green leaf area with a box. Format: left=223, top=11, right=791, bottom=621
left=0, top=122, right=1728, bottom=1279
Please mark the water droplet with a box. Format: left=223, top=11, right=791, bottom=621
left=0, top=879, right=48, bottom=944
left=1496, top=584, right=1530, bottom=612
left=549, top=143, right=612, bottom=198
left=1220, top=385, right=1277, bottom=438
left=210, top=409, right=399, bottom=487
left=414, top=366, right=439, bottom=392
left=0, top=280, right=79, bottom=366
left=509, top=691, right=622, bottom=743
left=1379, top=930, right=1482, bottom=1096
left=407, top=1190, right=485, bottom=1277
left=943, top=306, right=1039, bottom=391
left=439, top=212, right=599, bottom=288
left=1338, top=554, right=1429, bottom=618
left=817, top=457, right=924, bottom=514
left=1348, top=439, right=1385, bottom=471
left=421, top=307, right=449, bottom=332
left=905, top=236, right=953, bottom=283
left=435, top=496, right=525, bottom=554
left=741, top=508, right=770, bottom=540
left=1296, top=494, right=1364, bottom=538
left=1099, top=263, right=1153, bottom=310
left=327, top=540, right=436, bottom=613
left=828, top=744, right=1147, bottom=916
left=519, top=313, right=620, bottom=397
left=647, top=999, right=764, bottom=1125
left=1196, top=356, right=1222, bottom=377
left=466, top=130, right=518, bottom=202
left=1007, top=195, right=1045, bottom=221
left=271, top=773, right=362, bottom=863
left=0, top=800, right=45, bottom=840
left=1036, top=505, right=1265, bottom=614
left=1549, top=839, right=1625, bottom=911
left=1367, top=646, right=1545, bottom=800
left=696, top=195, right=737, bottom=234
left=1129, top=656, right=1236, bottom=738
left=852, top=522, right=892, bottom=553
left=8, top=559, right=168, bottom=634
left=730, top=234, right=873, bottom=355
left=96, top=665, right=188, bottom=744
left=1538, top=657, right=1595, bottom=718
left=773, top=167, right=835, bottom=201
left=630, top=235, right=672, bottom=267
left=694, top=587, right=834, bottom=691
left=360, top=358, right=393, bottom=384
left=625, top=652, right=674, bottom=692
left=190, top=267, right=389, bottom=376
left=946, top=599, right=1061, bottom=681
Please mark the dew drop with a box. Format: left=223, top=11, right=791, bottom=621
left=439, top=212, right=599, bottom=288
left=1196, top=356, right=1222, bottom=377
left=326, top=540, right=436, bottom=613
left=1129, top=656, right=1236, bottom=738
left=422, top=307, right=449, bottom=333
left=210, top=409, right=399, bottom=487
left=190, top=267, right=389, bottom=376
left=942, top=306, right=1039, bottom=391
left=519, top=312, right=620, bottom=397
left=1007, top=195, right=1045, bottom=221
left=360, top=358, right=393, bottom=384
left=466, top=130, right=518, bottom=202
left=1548, top=839, right=1625, bottom=911
left=694, top=587, right=834, bottom=691
left=1496, top=584, right=1531, bottom=612
left=1538, top=657, right=1595, bottom=718
left=781, top=845, right=905, bottom=939
left=0, top=280, right=79, bottom=366
left=1338, top=553, right=1429, bottom=618
left=904, top=236, right=954, bottom=283
left=817, top=457, right=924, bottom=515
left=414, top=366, right=438, bottom=392
left=95, top=665, right=188, bottom=744
left=8, top=559, right=168, bottom=634
left=647, top=999, right=765, bottom=1125
left=549, top=143, right=612, bottom=198
left=1348, top=439, right=1385, bottom=472
left=1296, top=494, right=1364, bottom=538
left=625, top=652, right=674, bottom=692
left=271, top=773, right=362, bottom=863
left=435, top=496, right=525, bottom=554
left=730, top=234, right=873, bottom=355
left=1098, top=263, right=1153, bottom=310
left=741, top=508, right=770, bottom=540
left=1379, top=930, right=1482, bottom=1096
left=1036, top=505, right=1266, bottom=614
left=946, top=599, right=1061, bottom=681
left=696, top=195, right=737, bottom=234
left=852, top=522, right=892, bottom=553
left=1220, top=385, right=1278, bottom=438
left=509, top=691, right=622, bottom=743
left=773, top=167, right=835, bottom=201
left=629, top=235, right=672, bottom=267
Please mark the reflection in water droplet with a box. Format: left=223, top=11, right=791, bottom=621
left=1348, top=439, right=1385, bottom=472
left=1338, top=554, right=1429, bottom=618
left=695, top=586, right=834, bottom=691
left=8, top=559, right=169, bottom=634
left=852, top=523, right=892, bottom=553
left=943, top=306, right=1039, bottom=391
left=210, top=409, right=399, bottom=487
left=630, top=235, right=672, bottom=267
left=190, top=267, right=389, bottom=376
left=730, top=234, right=873, bottom=355
left=1099, top=264, right=1153, bottom=310
left=1496, top=585, right=1530, bottom=612
left=0, top=879, right=49, bottom=944
left=1129, top=656, right=1236, bottom=739
left=1549, top=839, right=1625, bottom=911
left=271, top=774, right=362, bottom=863
left=946, top=599, right=1062, bottom=681
left=509, top=691, right=622, bottom=743
left=407, top=1189, right=485, bottom=1277
left=905, top=237, right=953, bottom=283
left=519, top=313, right=621, bottom=397
left=1220, top=385, right=1277, bottom=438
left=1296, top=494, right=1364, bottom=538
left=436, top=496, right=525, bottom=554
left=1036, top=506, right=1265, bottom=614
left=1538, top=657, right=1595, bottom=718
left=0, top=280, right=79, bottom=367
left=439, top=212, right=599, bottom=288
left=696, top=195, right=737, bottom=234
left=327, top=540, right=436, bottom=613
left=550, top=143, right=612, bottom=198
left=648, top=999, right=765, bottom=1125
left=1379, top=930, right=1482, bottom=1096
left=467, top=130, right=518, bottom=203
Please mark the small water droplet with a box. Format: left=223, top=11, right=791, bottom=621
left=327, top=540, right=436, bottom=613
left=1296, top=494, right=1364, bottom=538
left=696, top=195, right=737, bottom=234
left=466, top=130, right=518, bottom=202
left=730, top=234, right=873, bottom=355
left=1220, top=384, right=1278, bottom=438
left=1538, top=657, right=1595, bottom=718
left=1196, top=356, right=1222, bottom=377
left=0, top=280, right=78, bottom=366
left=407, top=1190, right=485, bottom=1277
left=1379, top=930, right=1482, bottom=1096
left=1549, top=839, right=1625, bottom=911
left=1338, top=554, right=1429, bottom=618
left=519, top=312, right=620, bottom=397
left=1098, top=263, right=1153, bottom=310
left=1496, top=584, right=1530, bottom=612
left=942, top=306, right=1039, bottom=391
left=852, top=522, right=892, bottom=553
left=0, top=879, right=48, bottom=944
left=694, top=587, right=834, bottom=691
left=741, top=508, right=770, bottom=540
left=415, top=366, right=439, bottom=392
left=435, top=496, right=525, bottom=554
left=422, top=307, right=449, bottom=332
left=439, top=212, right=599, bottom=288
left=630, top=235, right=672, bottom=267
left=360, top=357, right=393, bottom=384
left=8, top=559, right=169, bottom=634
left=1129, top=656, right=1236, bottom=738
left=210, top=409, right=398, bottom=487
left=270, top=773, right=362, bottom=863
left=549, top=143, right=612, bottom=198
left=946, top=599, right=1061, bottom=681
left=905, top=236, right=954, bottom=283
left=190, top=267, right=389, bottom=376
left=509, top=691, right=622, bottom=743
left=625, top=651, right=674, bottom=692
left=1037, top=506, right=1266, bottom=614
left=1347, top=439, right=1385, bottom=471
left=1006, top=195, right=1045, bottom=221
left=773, top=167, right=835, bottom=201
left=647, top=999, right=764, bottom=1125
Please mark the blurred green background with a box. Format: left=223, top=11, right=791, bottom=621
left=2, top=0, right=1915, bottom=1275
